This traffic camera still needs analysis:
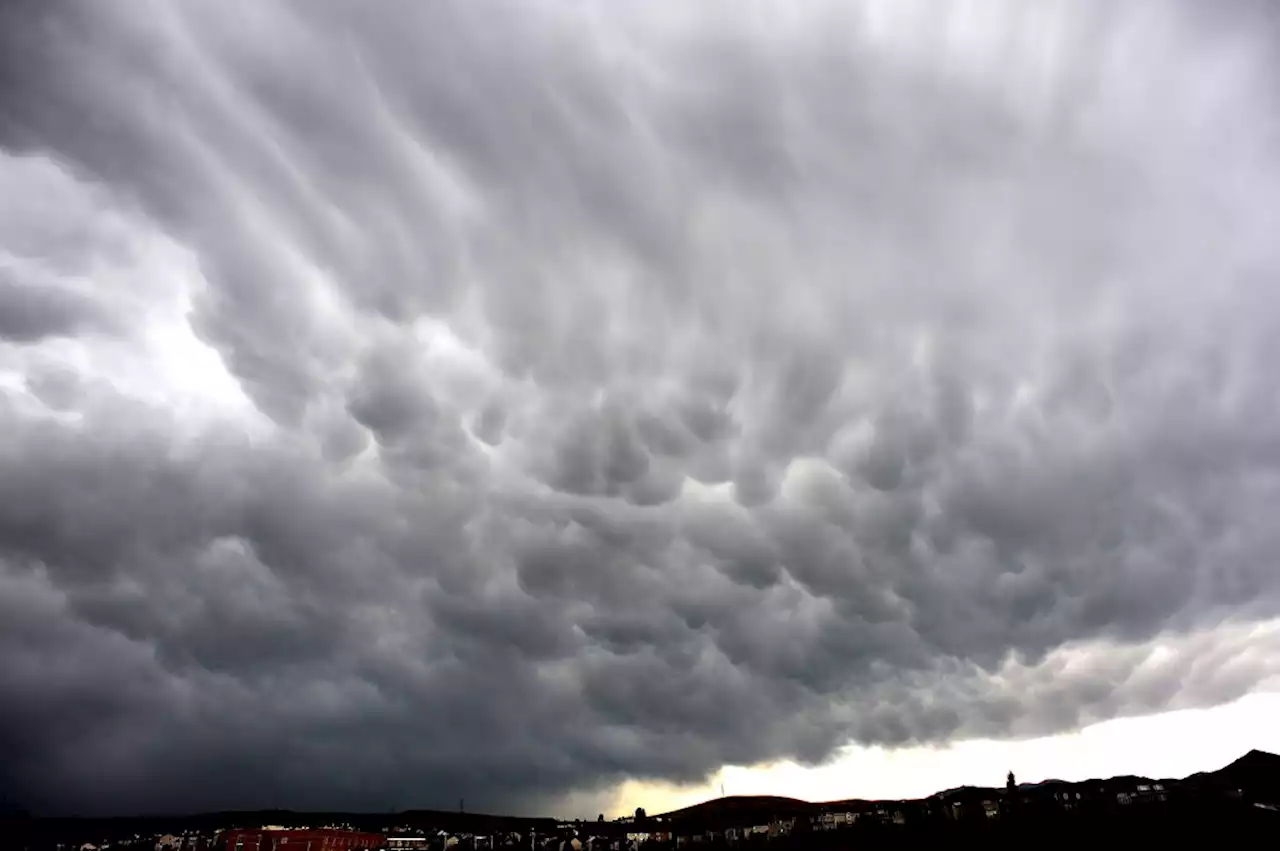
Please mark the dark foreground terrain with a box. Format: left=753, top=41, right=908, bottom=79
left=5, top=801, right=1279, bottom=851
left=4, top=749, right=1277, bottom=849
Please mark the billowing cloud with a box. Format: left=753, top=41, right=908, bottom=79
left=2, top=0, right=1280, bottom=817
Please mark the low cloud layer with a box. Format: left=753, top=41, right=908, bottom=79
left=3, top=0, right=1280, bottom=817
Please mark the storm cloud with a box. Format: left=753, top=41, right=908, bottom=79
left=3, top=0, right=1280, bottom=817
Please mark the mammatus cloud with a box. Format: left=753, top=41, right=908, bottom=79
left=2, top=0, right=1280, bottom=817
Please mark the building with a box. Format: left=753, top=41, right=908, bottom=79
left=223, top=828, right=383, bottom=850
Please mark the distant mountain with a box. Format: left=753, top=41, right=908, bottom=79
left=8, top=749, right=1275, bottom=833
left=655, top=749, right=1280, bottom=820
left=657, top=796, right=813, bottom=822
left=1218, top=748, right=1280, bottom=777
left=1186, top=749, right=1280, bottom=795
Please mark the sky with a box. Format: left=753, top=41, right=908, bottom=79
left=2, top=0, right=1280, bottom=820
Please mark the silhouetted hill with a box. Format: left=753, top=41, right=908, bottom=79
left=6, top=749, right=1277, bottom=850
left=655, top=749, right=1280, bottom=819
left=1216, top=748, right=1280, bottom=781
left=1184, top=748, right=1280, bottom=799
left=660, top=796, right=813, bottom=819
left=396, top=808, right=560, bottom=832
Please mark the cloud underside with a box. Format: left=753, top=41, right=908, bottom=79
left=3, top=0, right=1280, bottom=816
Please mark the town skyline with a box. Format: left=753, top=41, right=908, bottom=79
left=6, top=746, right=1276, bottom=849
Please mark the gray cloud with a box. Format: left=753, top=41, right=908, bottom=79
left=0, top=274, right=115, bottom=342
left=3, top=0, right=1280, bottom=818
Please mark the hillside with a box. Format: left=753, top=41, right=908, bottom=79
left=658, top=796, right=815, bottom=823
left=656, top=749, right=1280, bottom=820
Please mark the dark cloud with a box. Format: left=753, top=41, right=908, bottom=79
left=3, top=0, right=1280, bottom=819
left=0, top=275, right=116, bottom=342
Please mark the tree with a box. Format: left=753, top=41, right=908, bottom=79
left=598, top=814, right=605, bottom=823
left=635, top=808, right=646, bottom=821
